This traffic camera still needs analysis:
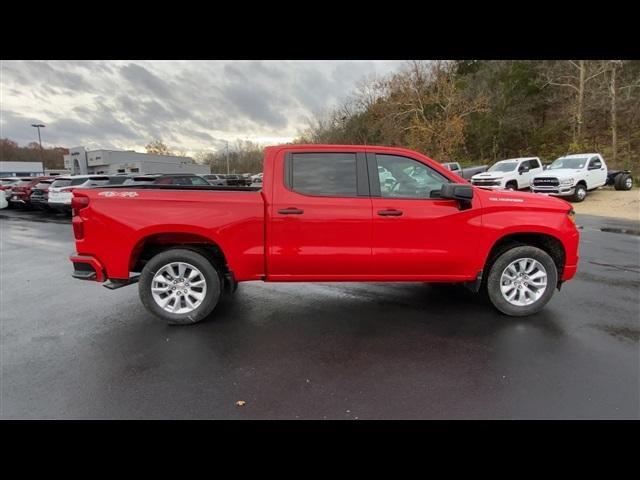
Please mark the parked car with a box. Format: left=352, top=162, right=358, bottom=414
left=471, top=158, right=543, bottom=191
left=106, top=175, right=158, bottom=186
left=152, top=174, right=212, bottom=186
left=70, top=144, right=579, bottom=325
left=8, top=176, right=55, bottom=208
left=48, top=175, right=112, bottom=213
left=219, top=174, right=247, bottom=187
left=29, top=179, right=55, bottom=210
left=441, top=162, right=487, bottom=180
left=250, top=176, right=263, bottom=188
left=202, top=174, right=227, bottom=186
left=0, top=189, right=7, bottom=209
left=0, top=177, right=32, bottom=203
left=531, top=153, right=608, bottom=202
left=250, top=173, right=263, bottom=183
left=606, top=169, right=634, bottom=191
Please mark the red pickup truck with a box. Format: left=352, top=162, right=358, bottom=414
left=70, top=145, right=579, bottom=324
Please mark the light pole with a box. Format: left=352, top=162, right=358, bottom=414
left=31, top=124, right=45, bottom=169
left=225, top=140, right=230, bottom=174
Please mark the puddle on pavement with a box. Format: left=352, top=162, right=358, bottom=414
left=590, top=324, right=640, bottom=343
left=600, top=227, right=640, bottom=236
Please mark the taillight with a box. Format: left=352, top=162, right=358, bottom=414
left=72, top=216, right=84, bottom=239
left=71, top=195, right=90, bottom=216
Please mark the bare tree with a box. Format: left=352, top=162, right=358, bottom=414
left=542, top=60, right=607, bottom=145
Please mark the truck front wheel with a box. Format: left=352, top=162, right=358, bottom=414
left=139, top=248, right=221, bottom=325
left=486, top=245, right=558, bottom=317
left=571, top=184, right=587, bottom=202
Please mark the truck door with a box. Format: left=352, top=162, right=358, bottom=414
left=268, top=151, right=373, bottom=279
left=587, top=156, right=606, bottom=188
left=368, top=152, right=484, bottom=279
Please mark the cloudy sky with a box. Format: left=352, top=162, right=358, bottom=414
left=1, top=60, right=406, bottom=155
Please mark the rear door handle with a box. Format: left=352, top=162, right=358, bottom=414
left=278, top=208, right=304, bottom=215
left=377, top=209, right=403, bottom=217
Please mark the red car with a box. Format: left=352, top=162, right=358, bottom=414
left=8, top=176, right=55, bottom=208
left=70, top=145, right=580, bottom=324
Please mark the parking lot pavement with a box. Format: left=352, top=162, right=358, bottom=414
left=1, top=208, right=638, bottom=419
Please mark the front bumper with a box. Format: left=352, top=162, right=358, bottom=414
left=531, top=185, right=575, bottom=197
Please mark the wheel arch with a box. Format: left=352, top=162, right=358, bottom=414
left=483, top=232, right=566, bottom=284
left=130, top=232, right=229, bottom=276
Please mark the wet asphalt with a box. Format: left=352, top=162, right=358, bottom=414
left=1, top=208, right=638, bottom=419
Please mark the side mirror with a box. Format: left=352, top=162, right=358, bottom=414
left=440, top=183, right=473, bottom=210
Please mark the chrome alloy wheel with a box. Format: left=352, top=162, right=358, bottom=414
left=151, top=262, right=207, bottom=314
left=500, top=258, right=548, bottom=307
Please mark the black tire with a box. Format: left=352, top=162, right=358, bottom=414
left=571, top=183, right=587, bottom=202
left=485, top=245, right=558, bottom=317
left=139, top=248, right=221, bottom=325
left=505, top=181, right=518, bottom=191
left=614, top=173, right=633, bottom=191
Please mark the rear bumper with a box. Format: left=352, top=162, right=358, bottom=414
left=49, top=202, right=72, bottom=211
left=69, top=254, right=106, bottom=282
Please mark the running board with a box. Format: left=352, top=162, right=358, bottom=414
left=103, top=276, right=140, bottom=290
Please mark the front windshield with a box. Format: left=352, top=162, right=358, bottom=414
left=488, top=162, right=517, bottom=172
left=549, top=157, right=588, bottom=169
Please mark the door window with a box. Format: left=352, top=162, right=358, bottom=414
left=375, top=154, right=450, bottom=199
left=289, top=153, right=357, bottom=197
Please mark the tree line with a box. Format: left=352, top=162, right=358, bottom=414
left=0, top=138, right=68, bottom=170
left=295, top=60, right=639, bottom=169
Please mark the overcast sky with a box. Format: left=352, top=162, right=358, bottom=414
left=0, top=60, right=406, bottom=155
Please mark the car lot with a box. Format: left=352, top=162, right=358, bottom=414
left=1, top=208, right=638, bottom=419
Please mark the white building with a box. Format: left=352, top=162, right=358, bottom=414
left=0, top=161, right=44, bottom=177
left=63, top=147, right=210, bottom=175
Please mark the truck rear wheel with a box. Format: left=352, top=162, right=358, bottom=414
left=139, top=248, right=221, bottom=325
left=486, top=245, right=558, bottom=317
left=614, top=173, right=633, bottom=191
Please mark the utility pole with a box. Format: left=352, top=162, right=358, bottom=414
left=225, top=140, right=230, bottom=174
left=31, top=123, right=46, bottom=170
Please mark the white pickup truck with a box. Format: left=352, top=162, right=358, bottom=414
left=470, top=157, right=543, bottom=190
left=531, top=153, right=607, bottom=202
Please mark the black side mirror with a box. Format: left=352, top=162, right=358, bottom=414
left=440, top=183, right=473, bottom=210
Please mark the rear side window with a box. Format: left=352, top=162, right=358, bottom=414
left=289, top=153, right=357, bottom=196
left=108, top=176, right=129, bottom=185
left=71, top=178, right=89, bottom=186
left=51, top=179, right=73, bottom=188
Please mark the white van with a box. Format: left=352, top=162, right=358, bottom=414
left=471, top=157, right=543, bottom=190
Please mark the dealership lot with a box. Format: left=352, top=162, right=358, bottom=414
left=1, top=208, right=638, bottom=419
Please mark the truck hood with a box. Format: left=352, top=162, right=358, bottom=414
left=471, top=171, right=509, bottom=180
left=475, top=186, right=572, bottom=211
left=534, top=169, right=583, bottom=179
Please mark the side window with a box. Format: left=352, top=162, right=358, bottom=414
left=589, top=157, right=602, bottom=169
left=531, top=159, right=542, bottom=169
left=376, top=154, right=450, bottom=199
left=190, top=176, right=210, bottom=186
left=289, top=153, right=357, bottom=196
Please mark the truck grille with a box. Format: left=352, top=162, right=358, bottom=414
left=533, top=177, right=559, bottom=186
left=471, top=179, right=500, bottom=187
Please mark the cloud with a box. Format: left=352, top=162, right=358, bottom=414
left=0, top=60, right=406, bottom=154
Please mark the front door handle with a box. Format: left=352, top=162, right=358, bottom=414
left=278, top=208, right=304, bottom=215
left=377, top=209, right=403, bottom=217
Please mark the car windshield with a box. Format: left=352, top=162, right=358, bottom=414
left=488, top=162, right=517, bottom=172
left=34, top=182, right=52, bottom=188
left=549, top=157, right=588, bottom=169
left=1, top=179, right=21, bottom=185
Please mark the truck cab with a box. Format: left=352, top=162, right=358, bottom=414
left=531, top=153, right=607, bottom=202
